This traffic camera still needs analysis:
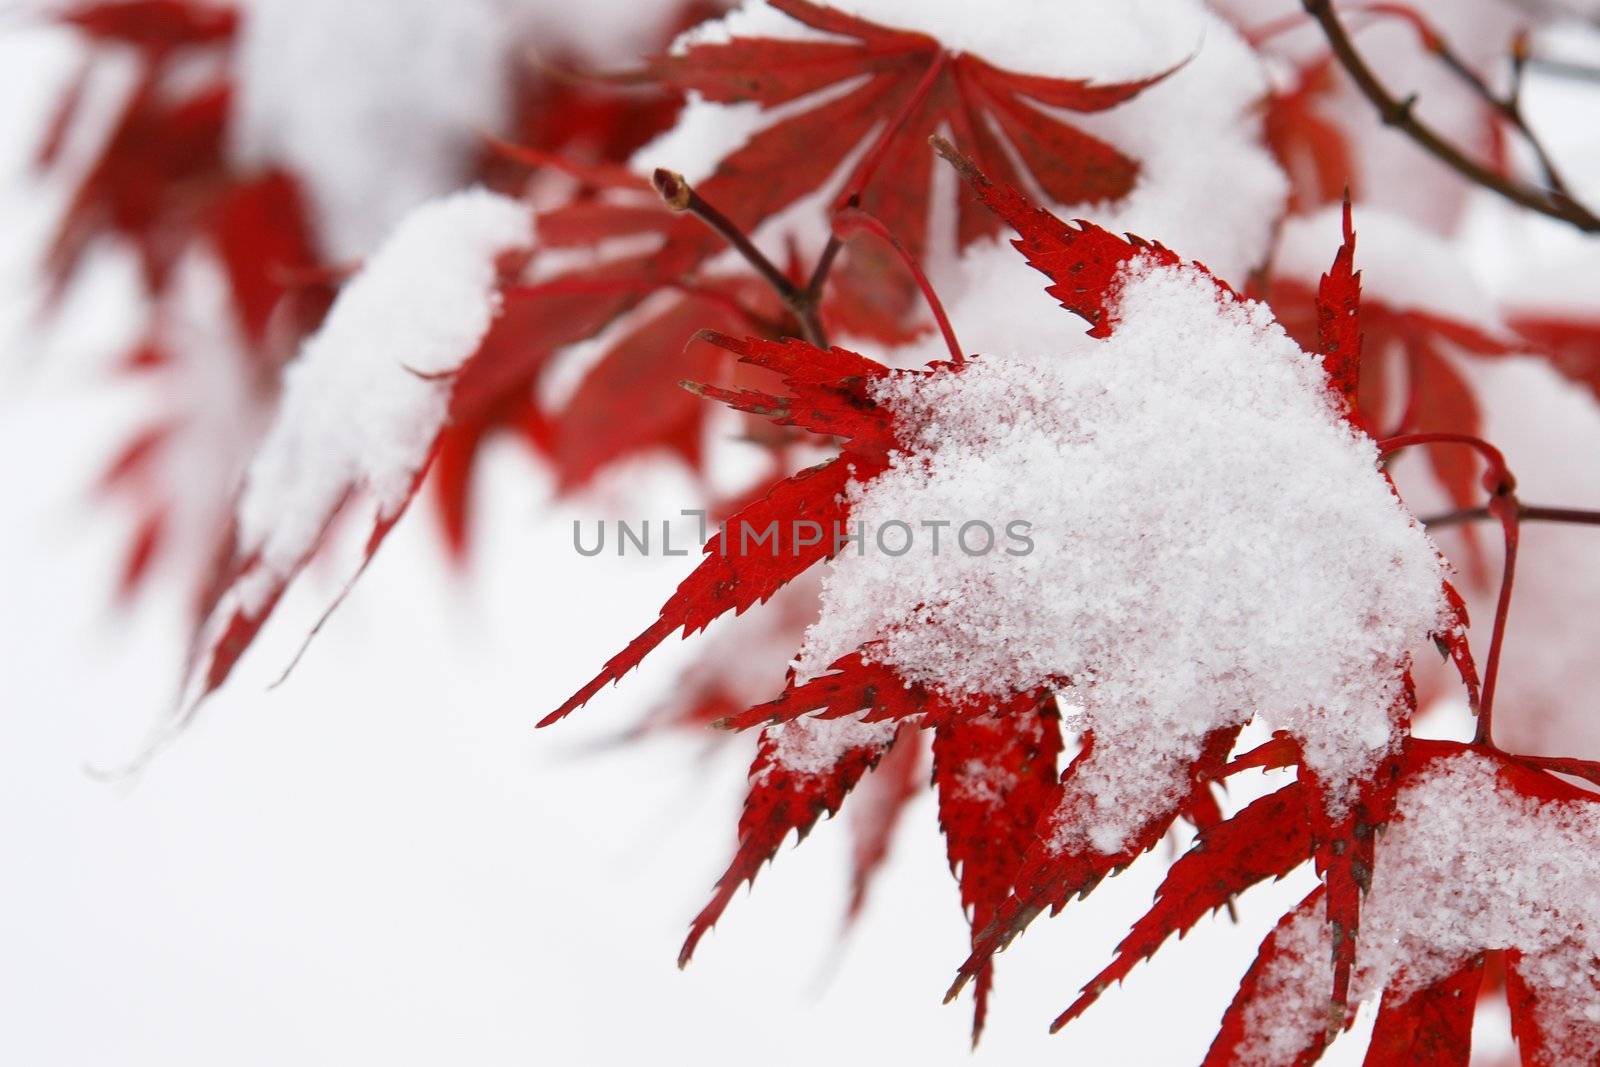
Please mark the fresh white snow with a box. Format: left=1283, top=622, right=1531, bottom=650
left=801, top=258, right=1449, bottom=852
left=226, top=189, right=530, bottom=616
left=1233, top=752, right=1600, bottom=1066
left=763, top=713, right=898, bottom=777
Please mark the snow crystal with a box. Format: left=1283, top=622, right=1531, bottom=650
left=1233, top=902, right=1332, bottom=1067
left=763, top=714, right=897, bottom=778
left=1233, top=753, right=1600, bottom=1065
left=230, top=189, right=529, bottom=613
left=947, top=756, right=1013, bottom=807
left=800, top=259, right=1448, bottom=852
left=232, top=0, right=513, bottom=259
left=1360, top=755, right=1600, bottom=999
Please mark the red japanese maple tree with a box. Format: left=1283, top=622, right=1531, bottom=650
left=24, top=0, right=1600, bottom=1063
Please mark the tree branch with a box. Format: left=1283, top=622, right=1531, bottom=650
left=652, top=168, right=828, bottom=347
left=1422, top=503, right=1600, bottom=530
left=1359, top=6, right=1573, bottom=196
left=1303, top=0, right=1600, bottom=233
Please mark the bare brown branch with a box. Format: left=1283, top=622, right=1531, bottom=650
left=652, top=168, right=829, bottom=347
left=1422, top=503, right=1600, bottom=530
left=1303, top=0, right=1600, bottom=233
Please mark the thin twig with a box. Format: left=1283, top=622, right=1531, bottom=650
left=1478, top=490, right=1520, bottom=747
left=1423, top=503, right=1600, bottom=529
left=805, top=233, right=844, bottom=304
left=1303, top=0, right=1600, bottom=233
left=1379, top=432, right=1521, bottom=745
left=1377, top=431, right=1510, bottom=470
left=832, top=206, right=964, bottom=364
left=1357, top=7, right=1573, bottom=195
left=652, top=168, right=828, bottom=347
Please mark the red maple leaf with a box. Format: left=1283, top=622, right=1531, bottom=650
left=539, top=332, right=902, bottom=727
left=1204, top=886, right=1336, bottom=1065
left=542, top=148, right=1479, bottom=1037
left=178, top=191, right=533, bottom=714
left=39, top=2, right=250, bottom=299
left=1053, top=779, right=1317, bottom=1032
left=84, top=175, right=328, bottom=608
left=624, top=559, right=929, bottom=945
left=932, top=703, right=1064, bottom=1040
left=532, top=263, right=1062, bottom=1033
left=1263, top=57, right=1360, bottom=215
left=1137, top=739, right=1600, bottom=1064
left=677, top=714, right=900, bottom=966
left=674, top=716, right=928, bottom=969
left=1230, top=2, right=1512, bottom=229
left=71, top=1, right=735, bottom=682
left=444, top=0, right=1180, bottom=510
left=1505, top=313, right=1600, bottom=405
left=431, top=163, right=780, bottom=529
left=43, top=3, right=334, bottom=618
left=53, top=0, right=238, bottom=53
left=49, top=0, right=731, bottom=621
left=653, top=0, right=1168, bottom=261
left=547, top=282, right=778, bottom=493
left=844, top=723, right=924, bottom=920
